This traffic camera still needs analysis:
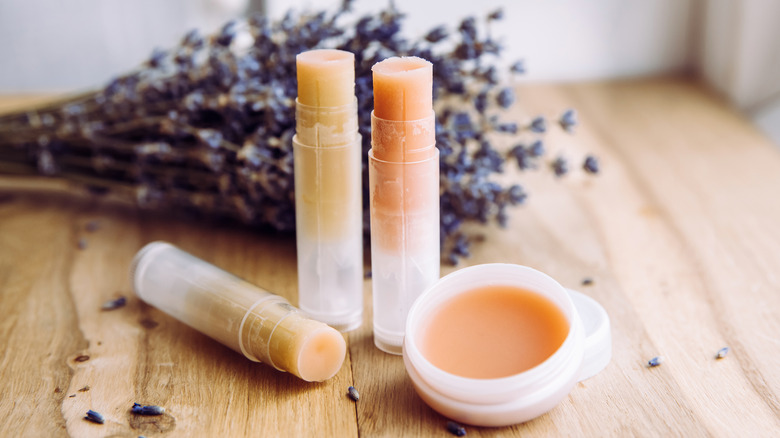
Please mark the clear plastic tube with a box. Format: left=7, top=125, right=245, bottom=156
left=293, top=98, right=363, bottom=332
left=130, top=242, right=346, bottom=382
left=369, top=112, right=440, bottom=354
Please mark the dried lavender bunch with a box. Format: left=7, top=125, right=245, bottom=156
left=0, top=2, right=589, bottom=264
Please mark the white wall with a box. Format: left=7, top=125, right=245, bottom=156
left=1, top=0, right=776, bottom=146
left=697, top=0, right=780, bottom=145
left=0, top=0, right=247, bottom=93
left=0, top=0, right=695, bottom=93
left=270, top=0, right=696, bottom=82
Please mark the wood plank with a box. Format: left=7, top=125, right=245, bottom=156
left=1, top=78, right=779, bottom=437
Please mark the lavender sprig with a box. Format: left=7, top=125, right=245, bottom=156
left=0, top=3, right=594, bottom=264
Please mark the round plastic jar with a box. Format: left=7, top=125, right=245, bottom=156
left=402, top=264, right=611, bottom=427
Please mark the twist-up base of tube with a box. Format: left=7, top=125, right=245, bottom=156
left=368, top=149, right=440, bottom=354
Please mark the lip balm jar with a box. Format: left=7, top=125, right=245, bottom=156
left=403, top=264, right=611, bottom=426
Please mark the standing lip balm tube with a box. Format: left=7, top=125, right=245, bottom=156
left=294, top=49, right=363, bottom=332
left=369, top=56, right=440, bottom=354
left=131, top=242, right=347, bottom=382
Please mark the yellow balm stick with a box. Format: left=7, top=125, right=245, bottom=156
left=293, top=49, right=363, bottom=332
left=131, top=242, right=346, bottom=382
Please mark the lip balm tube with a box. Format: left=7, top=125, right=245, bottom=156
left=130, top=241, right=347, bottom=382
left=369, top=56, right=440, bottom=354
left=293, top=49, right=363, bottom=332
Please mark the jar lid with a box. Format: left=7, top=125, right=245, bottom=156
left=567, top=288, right=611, bottom=381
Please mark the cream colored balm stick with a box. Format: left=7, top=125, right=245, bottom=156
left=131, top=242, right=346, bottom=382
left=294, top=49, right=363, bottom=332
left=369, top=56, right=440, bottom=354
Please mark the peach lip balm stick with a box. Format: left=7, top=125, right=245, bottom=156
left=130, top=242, right=347, bottom=382
left=369, top=56, right=440, bottom=354
left=293, top=49, right=363, bottom=332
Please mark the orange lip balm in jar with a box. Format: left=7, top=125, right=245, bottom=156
left=403, top=264, right=611, bottom=426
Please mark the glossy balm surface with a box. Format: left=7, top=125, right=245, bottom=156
left=296, top=49, right=354, bottom=108
left=371, top=56, right=435, bottom=163
left=294, top=49, right=363, bottom=331
left=369, top=56, right=439, bottom=353
left=419, top=285, right=570, bottom=379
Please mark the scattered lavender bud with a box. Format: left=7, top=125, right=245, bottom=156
left=507, top=184, right=527, bottom=205
left=131, top=403, right=165, bottom=415
left=528, top=140, right=544, bottom=157
left=583, top=155, right=600, bottom=174
left=446, top=420, right=467, bottom=436
left=552, top=156, right=568, bottom=177
left=364, top=270, right=372, bottom=279
left=425, top=25, right=448, bottom=43
left=581, top=277, right=594, bottom=286
left=529, top=116, right=546, bottom=133
left=716, top=347, right=729, bottom=359
left=77, top=238, right=87, bottom=250
left=559, top=108, right=578, bottom=132
left=474, top=90, right=488, bottom=114
left=181, top=28, right=204, bottom=49
left=0, top=5, right=596, bottom=268
left=647, top=356, right=664, bottom=367
left=509, top=144, right=533, bottom=170
left=79, top=385, right=90, bottom=392
left=458, top=17, right=477, bottom=39
left=84, top=410, right=104, bottom=424
left=487, top=8, right=504, bottom=21
left=495, top=122, right=518, bottom=134
left=84, top=220, right=101, bottom=232
left=147, top=48, right=167, bottom=68
left=496, top=87, right=515, bottom=108
left=101, top=296, right=127, bottom=311
left=510, top=60, right=526, bottom=74
left=347, top=386, right=360, bottom=402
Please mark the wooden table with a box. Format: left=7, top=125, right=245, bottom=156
left=1, top=78, right=779, bottom=437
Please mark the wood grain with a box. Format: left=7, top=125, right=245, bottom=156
left=1, top=78, right=779, bottom=437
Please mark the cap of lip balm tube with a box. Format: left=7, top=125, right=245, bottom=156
left=130, top=242, right=347, bottom=382
left=403, top=263, right=611, bottom=426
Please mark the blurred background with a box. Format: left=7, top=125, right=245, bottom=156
left=0, top=0, right=778, bottom=144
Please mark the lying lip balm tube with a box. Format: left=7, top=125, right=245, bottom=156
left=403, top=264, right=611, bottom=426
left=130, top=241, right=347, bottom=382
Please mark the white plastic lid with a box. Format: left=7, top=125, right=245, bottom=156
left=567, top=288, right=612, bottom=382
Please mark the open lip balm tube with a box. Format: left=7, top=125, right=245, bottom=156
left=130, top=241, right=347, bottom=382
left=294, top=49, right=363, bottom=332
left=403, top=264, right=611, bottom=426
left=369, top=56, right=440, bottom=354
